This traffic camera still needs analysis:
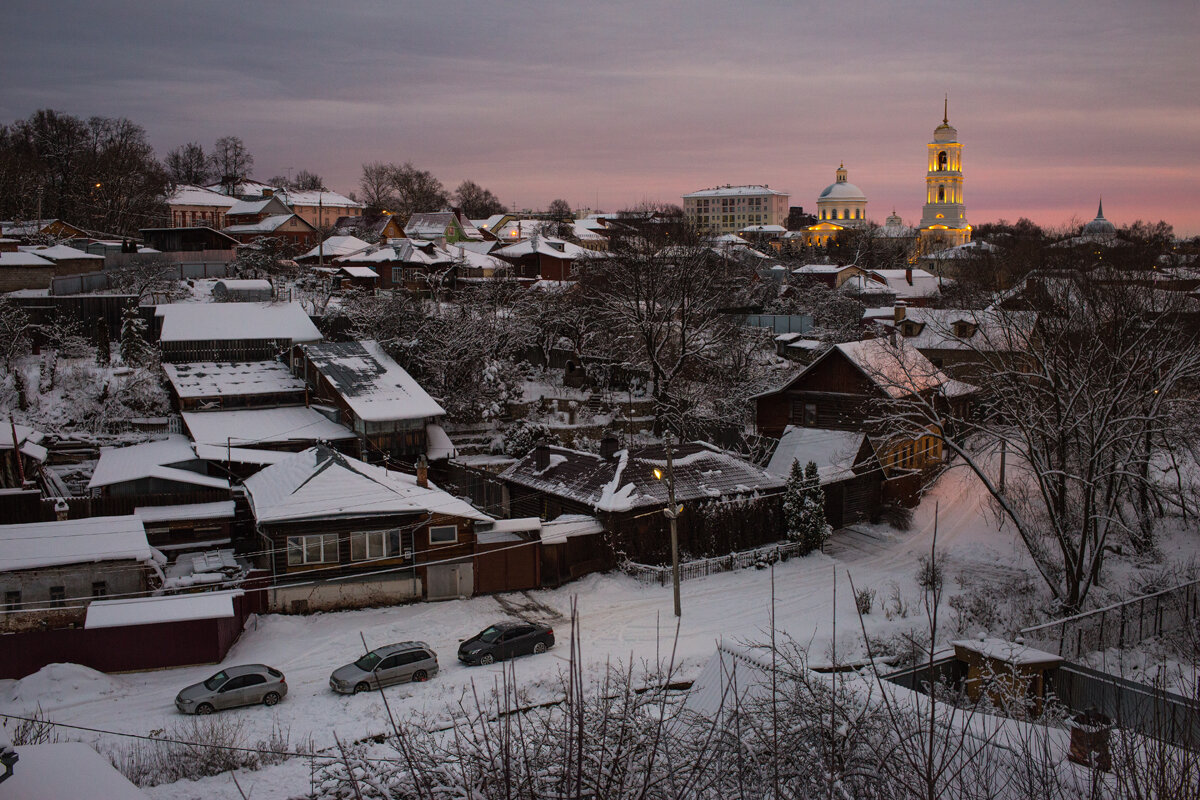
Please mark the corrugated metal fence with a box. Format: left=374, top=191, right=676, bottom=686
left=1050, top=663, right=1200, bottom=751
left=1019, top=580, right=1200, bottom=660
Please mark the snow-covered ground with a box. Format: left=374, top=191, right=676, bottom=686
left=2, top=466, right=1196, bottom=798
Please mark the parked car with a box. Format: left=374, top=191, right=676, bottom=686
left=329, top=641, right=439, bottom=694
left=175, top=664, right=287, bottom=715
left=458, top=621, right=555, bottom=665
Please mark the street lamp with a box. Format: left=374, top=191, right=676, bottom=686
left=652, top=434, right=682, bottom=618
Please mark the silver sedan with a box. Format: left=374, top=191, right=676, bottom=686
left=175, top=664, right=288, bottom=714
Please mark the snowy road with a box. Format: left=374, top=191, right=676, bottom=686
left=1, top=469, right=1025, bottom=776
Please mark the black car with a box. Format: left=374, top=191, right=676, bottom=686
left=458, top=621, right=554, bottom=665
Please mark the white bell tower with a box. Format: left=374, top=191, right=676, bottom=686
left=919, top=97, right=971, bottom=249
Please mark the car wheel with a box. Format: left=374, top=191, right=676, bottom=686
left=263, top=692, right=281, bottom=707
left=533, top=641, right=547, bottom=654
left=195, top=703, right=214, bottom=715
left=479, top=654, right=495, bottom=665
left=411, top=670, right=428, bottom=683
left=354, top=682, right=370, bottom=694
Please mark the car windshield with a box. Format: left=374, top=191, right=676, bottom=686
left=354, top=652, right=382, bottom=671
left=203, top=671, right=229, bottom=691
left=479, top=626, right=504, bottom=643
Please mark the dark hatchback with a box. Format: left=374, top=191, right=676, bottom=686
left=458, top=621, right=555, bottom=665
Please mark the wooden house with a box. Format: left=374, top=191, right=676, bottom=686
left=765, top=426, right=883, bottom=528
left=333, top=214, right=406, bottom=242
left=0, top=218, right=89, bottom=243
left=493, top=236, right=595, bottom=282
left=154, top=301, right=322, bottom=362
left=221, top=194, right=317, bottom=247
left=291, top=340, right=449, bottom=462
left=500, top=438, right=785, bottom=566
left=0, top=515, right=162, bottom=633
left=243, top=446, right=532, bottom=611
left=754, top=338, right=974, bottom=487
left=162, top=361, right=307, bottom=411
left=404, top=209, right=484, bottom=242
left=138, top=226, right=240, bottom=254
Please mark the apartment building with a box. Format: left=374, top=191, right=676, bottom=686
left=683, top=185, right=790, bottom=234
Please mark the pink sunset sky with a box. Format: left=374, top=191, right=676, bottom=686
left=2, top=1, right=1197, bottom=234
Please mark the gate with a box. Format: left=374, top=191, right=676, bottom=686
left=426, top=563, right=473, bottom=600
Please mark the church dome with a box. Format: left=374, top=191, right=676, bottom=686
left=1082, top=200, right=1116, bottom=235
left=819, top=180, right=867, bottom=201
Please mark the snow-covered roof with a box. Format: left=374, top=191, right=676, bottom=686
left=793, top=263, right=859, bottom=275
left=834, top=338, right=951, bottom=399
left=85, top=589, right=242, bottom=629
left=818, top=180, right=866, bottom=201
left=740, top=224, right=787, bottom=233
left=167, top=184, right=238, bottom=208
left=297, top=235, right=372, bottom=260
left=0, top=515, right=160, bottom=572
left=766, top=426, right=872, bottom=484
left=155, top=302, right=322, bottom=344
left=0, top=251, right=54, bottom=267
left=405, top=211, right=484, bottom=241
left=4, top=742, right=152, bottom=799
left=336, top=266, right=379, bottom=278
left=337, top=239, right=454, bottom=266
left=711, top=233, right=750, bottom=244
left=300, top=340, right=445, bottom=422
left=501, top=441, right=783, bottom=513
left=896, top=308, right=1036, bottom=353
left=924, top=240, right=998, bottom=259
left=182, top=406, right=355, bottom=447
left=205, top=179, right=277, bottom=197
left=19, top=244, right=103, bottom=261
left=88, top=435, right=229, bottom=490
left=426, top=422, right=456, bottom=460
left=226, top=195, right=290, bottom=217
left=277, top=189, right=363, bottom=209
left=951, top=637, right=1063, bottom=667
left=867, top=268, right=944, bottom=299
left=684, top=185, right=789, bottom=198
left=223, top=214, right=296, bottom=234
left=134, top=500, right=236, bottom=524
left=0, top=423, right=47, bottom=462
left=244, top=446, right=489, bottom=524
left=191, top=443, right=294, bottom=465
left=684, top=639, right=779, bottom=718
left=493, top=236, right=592, bottom=260
left=539, top=514, right=604, bottom=545
left=162, top=360, right=306, bottom=401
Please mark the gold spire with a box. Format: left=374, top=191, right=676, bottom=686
left=943, top=94, right=948, bottom=125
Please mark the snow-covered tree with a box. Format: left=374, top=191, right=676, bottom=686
left=118, top=304, right=154, bottom=366
left=95, top=316, right=110, bottom=365
left=784, top=459, right=831, bottom=553
left=0, top=298, right=34, bottom=372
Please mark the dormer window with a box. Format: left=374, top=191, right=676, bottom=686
left=953, top=321, right=975, bottom=338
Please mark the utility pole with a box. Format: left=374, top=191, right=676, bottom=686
left=665, top=433, right=681, bottom=618
left=318, top=195, right=324, bottom=268
left=998, top=438, right=1007, bottom=494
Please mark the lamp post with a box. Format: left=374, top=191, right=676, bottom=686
left=654, top=433, right=682, bottom=618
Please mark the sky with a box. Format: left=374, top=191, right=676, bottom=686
left=1, top=1, right=1198, bottom=234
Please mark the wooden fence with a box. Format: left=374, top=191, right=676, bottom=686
left=1019, top=579, right=1200, bottom=660
left=624, top=540, right=806, bottom=586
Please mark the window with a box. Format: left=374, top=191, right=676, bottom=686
left=377, top=655, right=401, bottom=671
left=4, top=591, right=19, bottom=612
left=92, top=582, right=107, bottom=598
left=287, top=534, right=339, bottom=566
left=429, top=525, right=457, bottom=544
left=221, top=675, right=253, bottom=692
left=351, top=531, right=390, bottom=561
left=50, top=586, right=65, bottom=607
left=803, top=403, right=818, bottom=427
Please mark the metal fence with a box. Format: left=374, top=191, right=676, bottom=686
left=624, top=540, right=807, bottom=586
left=1050, top=663, right=1200, bottom=751
left=738, top=313, right=814, bottom=335
left=1019, top=579, right=1200, bottom=660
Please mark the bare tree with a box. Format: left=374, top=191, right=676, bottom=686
left=577, top=218, right=750, bottom=431
left=859, top=273, right=1200, bottom=613
left=453, top=179, right=506, bottom=218
left=358, top=160, right=395, bottom=209
left=387, top=162, right=449, bottom=224
left=209, top=135, right=254, bottom=191
left=164, top=142, right=211, bottom=185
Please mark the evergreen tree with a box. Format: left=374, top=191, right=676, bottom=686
left=782, top=459, right=807, bottom=544
left=800, top=460, right=833, bottom=553
left=119, top=304, right=153, bottom=366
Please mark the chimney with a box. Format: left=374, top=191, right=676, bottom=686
left=533, top=443, right=550, bottom=471
left=905, top=267, right=913, bottom=286
left=600, top=435, right=620, bottom=461
left=894, top=300, right=907, bottom=323
left=416, top=455, right=428, bottom=489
